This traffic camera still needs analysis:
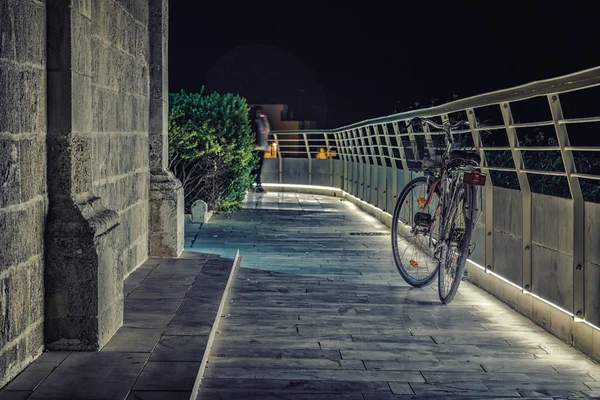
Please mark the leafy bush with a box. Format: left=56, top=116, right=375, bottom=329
left=168, top=89, right=257, bottom=213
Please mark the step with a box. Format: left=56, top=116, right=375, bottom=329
left=0, top=251, right=240, bottom=400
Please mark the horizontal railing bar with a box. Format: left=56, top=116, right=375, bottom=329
left=275, top=139, right=316, bottom=142
left=480, top=147, right=512, bottom=151
left=474, top=125, right=506, bottom=131
left=485, top=166, right=517, bottom=172
left=572, top=173, right=600, bottom=180
left=518, top=146, right=562, bottom=151
left=559, top=117, right=600, bottom=124
left=281, top=144, right=600, bottom=153
left=522, top=168, right=567, bottom=177
left=398, top=131, right=440, bottom=137
left=280, top=143, right=600, bottom=153
left=484, top=167, right=572, bottom=177
left=508, top=121, right=554, bottom=128
left=278, top=144, right=600, bottom=154
left=565, top=146, right=600, bottom=151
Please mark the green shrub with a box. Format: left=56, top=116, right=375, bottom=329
left=168, top=89, right=257, bottom=213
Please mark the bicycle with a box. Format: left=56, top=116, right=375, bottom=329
left=391, top=117, right=485, bottom=304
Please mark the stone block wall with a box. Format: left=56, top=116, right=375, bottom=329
left=91, top=0, right=151, bottom=276
left=0, top=0, right=48, bottom=388
left=1, top=0, right=184, bottom=388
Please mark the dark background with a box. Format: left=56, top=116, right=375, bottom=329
left=169, top=2, right=599, bottom=129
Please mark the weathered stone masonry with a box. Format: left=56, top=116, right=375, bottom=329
left=0, top=0, right=184, bottom=388
left=0, top=0, right=48, bottom=389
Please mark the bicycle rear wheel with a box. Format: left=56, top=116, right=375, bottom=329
left=391, top=176, right=441, bottom=287
left=438, top=183, right=474, bottom=304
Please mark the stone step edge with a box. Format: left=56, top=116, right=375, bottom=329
left=189, top=249, right=241, bottom=400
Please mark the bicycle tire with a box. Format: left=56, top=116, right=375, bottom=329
left=438, top=184, right=474, bottom=304
left=391, top=176, right=441, bottom=288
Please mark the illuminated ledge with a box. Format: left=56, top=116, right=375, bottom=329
left=260, top=182, right=600, bottom=356
left=261, top=183, right=344, bottom=196
left=466, top=261, right=600, bottom=361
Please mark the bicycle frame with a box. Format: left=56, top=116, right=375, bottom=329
left=392, top=118, right=484, bottom=302
left=413, top=120, right=478, bottom=259
left=417, top=121, right=456, bottom=227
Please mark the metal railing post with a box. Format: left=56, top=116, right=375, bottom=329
left=466, top=109, right=494, bottom=274
left=273, top=133, right=282, bottom=184
left=422, top=121, right=436, bottom=158
left=349, top=129, right=360, bottom=195
left=357, top=127, right=371, bottom=201
left=333, top=132, right=345, bottom=190
left=303, top=133, right=312, bottom=185
left=351, top=128, right=364, bottom=199
left=364, top=126, right=377, bottom=206
left=383, top=124, right=400, bottom=214
left=501, top=102, right=532, bottom=290
left=324, top=132, right=333, bottom=186
left=343, top=131, right=352, bottom=192
left=405, top=120, right=421, bottom=163
left=372, top=124, right=387, bottom=210
left=395, top=122, right=411, bottom=187
left=347, top=130, right=358, bottom=195
left=548, top=94, right=585, bottom=319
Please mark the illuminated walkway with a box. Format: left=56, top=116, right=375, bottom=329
left=187, top=192, right=600, bottom=399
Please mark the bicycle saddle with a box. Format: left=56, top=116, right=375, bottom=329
left=448, top=150, right=481, bottom=164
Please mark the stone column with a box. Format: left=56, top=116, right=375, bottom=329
left=45, top=0, right=123, bottom=350
left=148, top=0, right=184, bottom=258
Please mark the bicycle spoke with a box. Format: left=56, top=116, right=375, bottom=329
left=392, top=177, right=441, bottom=287
left=438, top=184, right=473, bottom=304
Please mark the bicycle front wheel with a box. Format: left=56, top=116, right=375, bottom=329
left=438, top=184, right=474, bottom=304
left=391, top=176, right=441, bottom=287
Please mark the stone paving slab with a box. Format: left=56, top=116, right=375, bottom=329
left=0, top=252, right=236, bottom=400
left=132, top=361, right=201, bottom=391
left=205, top=377, right=389, bottom=391
left=126, top=392, right=191, bottom=400
left=188, top=192, right=600, bottom=399
left=150, top=335, right=210, bottom=362
left=199, top=392, right=365, bottom=400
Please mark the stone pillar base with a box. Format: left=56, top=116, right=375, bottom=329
left=45, top=195, right=123, bottom=351
left=149, top=170, right=184, bottom=258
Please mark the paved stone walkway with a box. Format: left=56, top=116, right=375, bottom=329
left=187, top=192, right=600, bottom=399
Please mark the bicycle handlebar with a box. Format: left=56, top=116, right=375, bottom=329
left=409, top=117, right=469, bottom=131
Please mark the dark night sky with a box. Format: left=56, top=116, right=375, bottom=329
left=169, top=2, right=600, bottom=129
